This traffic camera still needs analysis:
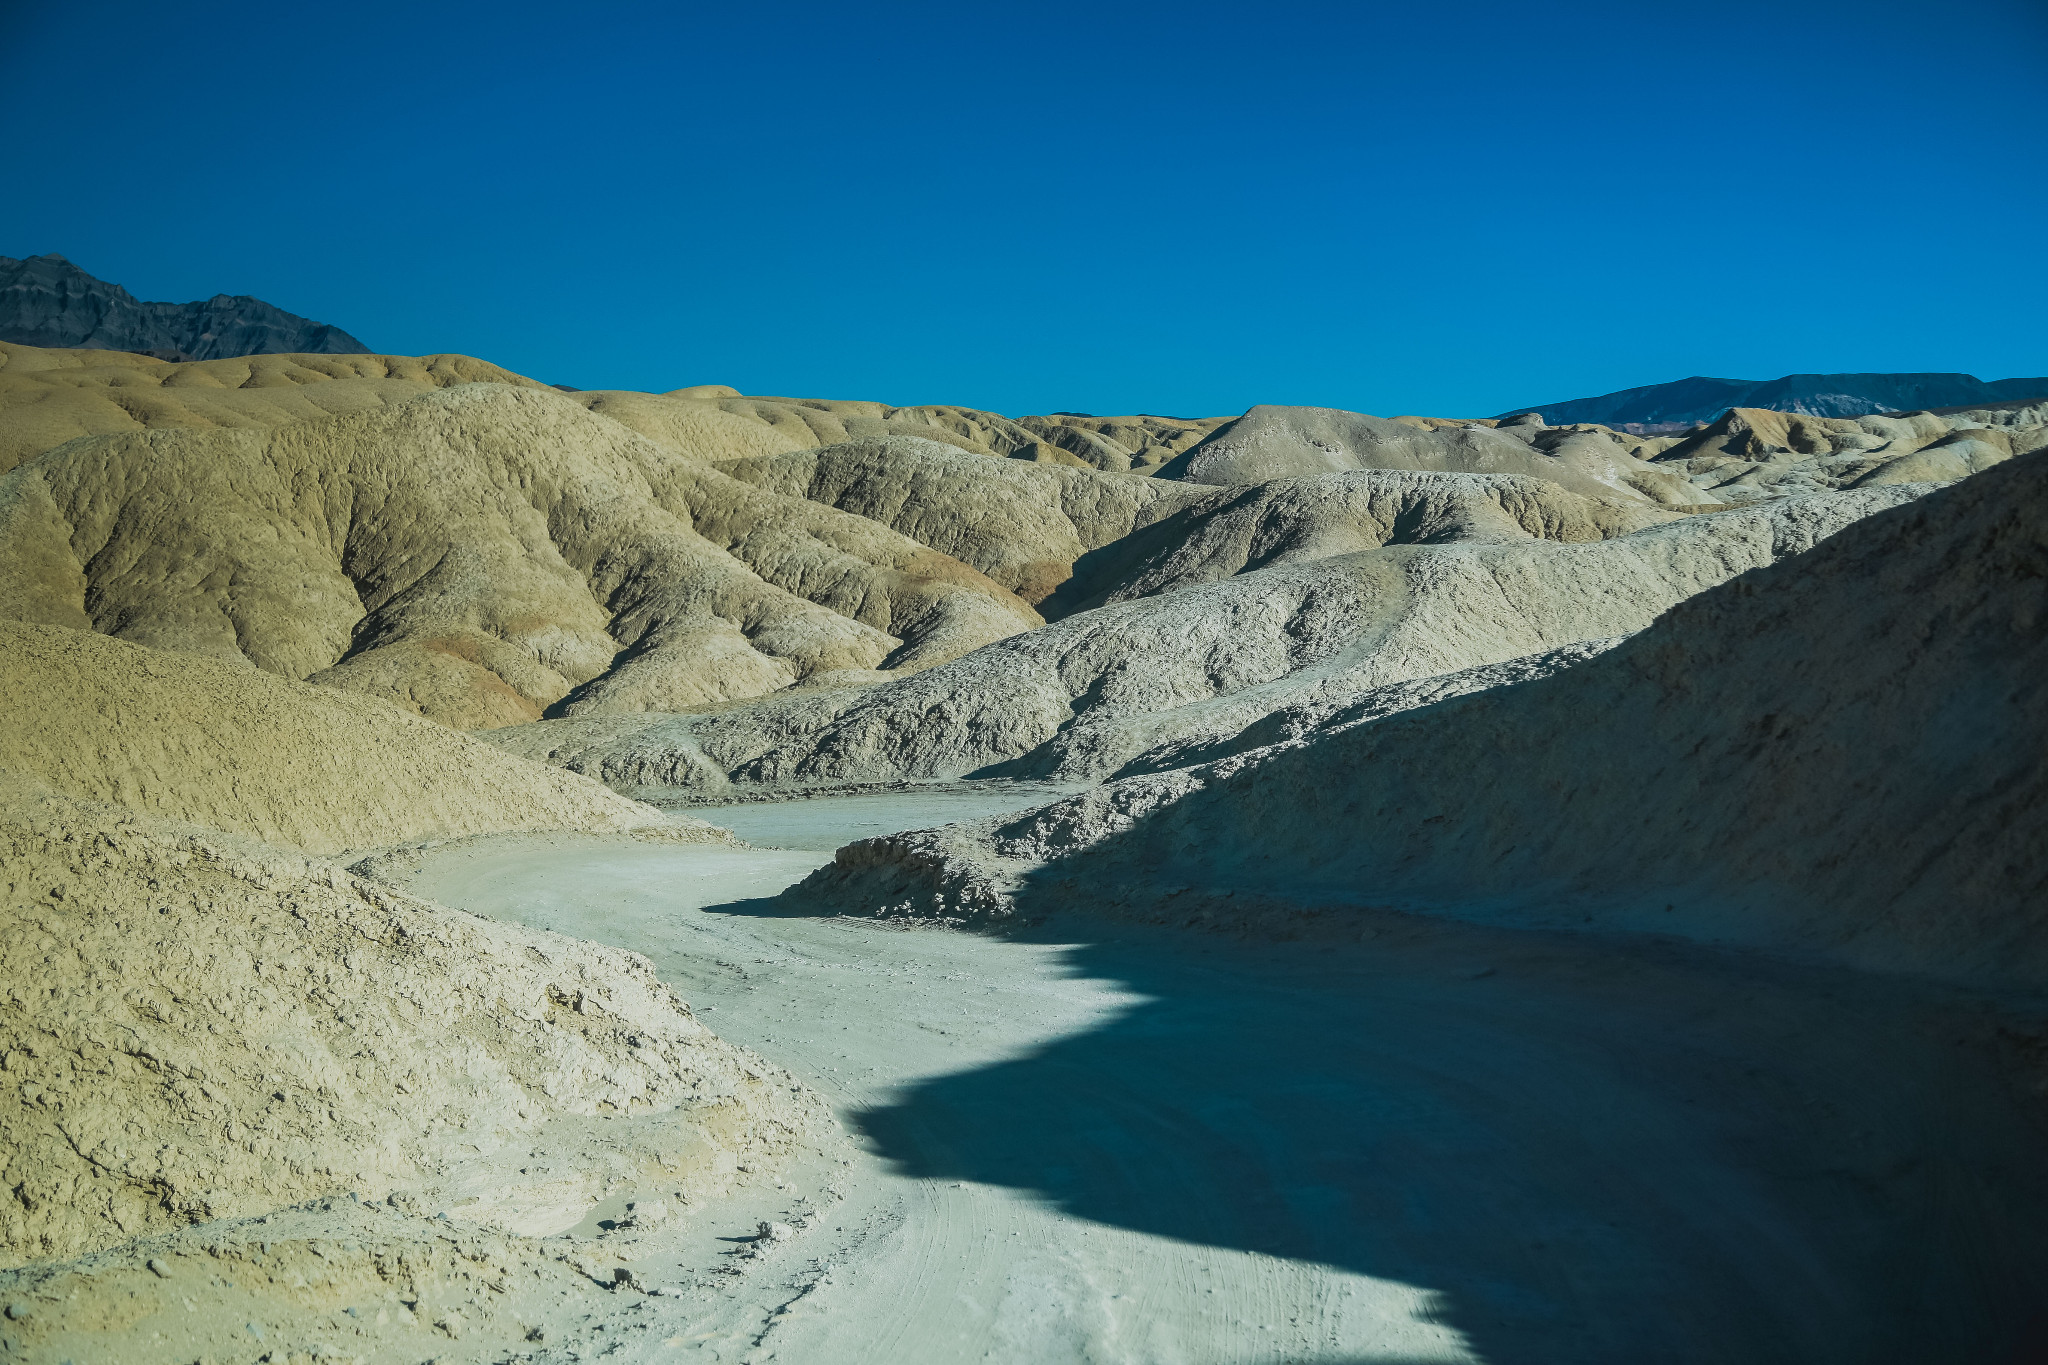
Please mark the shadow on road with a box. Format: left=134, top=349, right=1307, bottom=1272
left=804, top=908, right=2048, bottom=1365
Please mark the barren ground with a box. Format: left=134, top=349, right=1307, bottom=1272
left=382, top=787, right=2046, bottom=1364
left=16, top=787, right=2039, bottom=1364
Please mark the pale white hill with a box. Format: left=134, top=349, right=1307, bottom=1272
left=1643, top=404, right=2048, bottom=503
left=1161, top=404, right=1710, bottom=506
left=486, top=477, right=1923, bottom=791
left=801, top=451, right=2048, bottom=991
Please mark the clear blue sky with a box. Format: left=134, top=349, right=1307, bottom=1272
left=4, top=0, right=2045, bottom=417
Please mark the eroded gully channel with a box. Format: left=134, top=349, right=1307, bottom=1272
left=404, top=788, right=2048, bottom=1365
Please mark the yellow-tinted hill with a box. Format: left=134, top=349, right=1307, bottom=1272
left=0, top=341, right=545, bottom=473
left=0, top=620, right=664, bottom=854
left=0, top=385, right=1039, bottom=729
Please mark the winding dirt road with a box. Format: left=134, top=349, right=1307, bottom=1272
left=402, top=790, right=2048, bottom=1364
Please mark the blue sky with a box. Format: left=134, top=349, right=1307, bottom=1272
left=3, top=0, right=2044, bottom=416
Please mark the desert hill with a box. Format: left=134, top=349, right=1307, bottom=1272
left=0, top=618, right=831, bottom=1271
left=0, top=383, right=1042, bottom=727
left=578, top=387, right=1229, bottom=474
left=1157, top=404, right=1710, bottom=505
left=795, top=450, right=2048, bottom=991
left=1, top=322, right=2043, bottom=1362
left=1168, top=401, right=2047, bottom=508
left=483, top=477, right=1922, bottom=792
left=713, top=435, right=1216, bottom=604
left=1504, top=370, right=2048, bottom=429
left=1642, top=403, right=2048, bottom=502
left=0, top=550, right=832, bottom=1277
left=0, top=253, right=367, bottom=362
left=0, top=341, right=542, bottom=474
left=0, top=620, right=668, bottom=854
left=5, top=337, right=2036, bottom=791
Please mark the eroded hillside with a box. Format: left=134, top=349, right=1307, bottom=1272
left=2, top=336, right=2044, bottom=1364
left=796, top=450, right=2048, bottom=992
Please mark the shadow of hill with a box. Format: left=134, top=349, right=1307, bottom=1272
left=831, top=910, right=2048, bottom=1365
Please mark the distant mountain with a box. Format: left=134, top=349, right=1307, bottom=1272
left=0, top=253, right=367, bottom=361
left=1502, top=371, right=2048, bottom=431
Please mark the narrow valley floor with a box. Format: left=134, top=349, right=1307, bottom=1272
left=398, top=789, right=2048, bottom=1365
left=19, top=788, right=2044, bottom=1365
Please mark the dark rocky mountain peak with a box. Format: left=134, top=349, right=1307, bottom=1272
left=1503, top=370, right=2048, bottom=431
left=0, top=252, right=368, bottom=361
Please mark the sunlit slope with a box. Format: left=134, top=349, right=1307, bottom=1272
left=0, top=778, right=824, bottom=1267
left=0, top=385, right=1039, bottom=727
left=0, top=341, right=545, bottom=472
left=0, top=620, right=662, bottom=854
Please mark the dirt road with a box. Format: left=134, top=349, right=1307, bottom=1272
left=389, top=788, right=2048, bottom=1364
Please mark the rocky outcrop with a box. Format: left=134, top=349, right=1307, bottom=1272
left=0, top=253, right=367, bottom=361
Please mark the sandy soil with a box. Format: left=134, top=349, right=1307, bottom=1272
left=377, top=789, right=2048, bottom=1364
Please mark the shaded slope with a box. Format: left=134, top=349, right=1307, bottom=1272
left=809, top=452, right=2048, bottom=990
